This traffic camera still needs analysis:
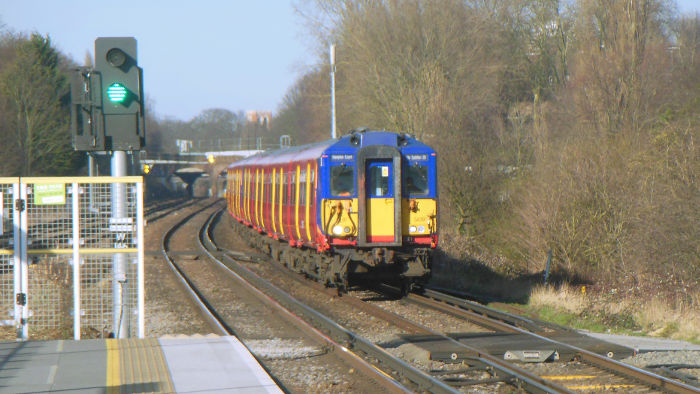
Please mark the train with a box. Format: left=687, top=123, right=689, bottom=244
left=225, top=128, right=438, bottom=293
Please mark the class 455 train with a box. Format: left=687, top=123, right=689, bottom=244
left=226, top=129, right=437, bottom=293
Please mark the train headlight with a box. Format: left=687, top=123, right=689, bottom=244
left=344, top=227, right=351, bottom=234
left=333, top=225, right=344, bottom=235
left=409, top=225, right=417, bottom=233
left=417, top=225, right=426, bottom=233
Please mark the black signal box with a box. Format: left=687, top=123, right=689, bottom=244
left=71, top=37, right=145, bottom=151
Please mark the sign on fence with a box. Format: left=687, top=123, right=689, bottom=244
left=0, top=177, right=144, bottom=341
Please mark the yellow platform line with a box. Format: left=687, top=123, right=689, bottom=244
left=106, top=338, right=175, bottom=393
left=106, top=339, right=120, bottom=394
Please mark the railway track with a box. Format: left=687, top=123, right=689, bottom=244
left=144, top=197, right=195, bottom=222
left=160, top=202, right=434, bottom=392
left=403, top=287, right=699, bottom=393
left=146, top=199, right=698, bottom=393
left=211, top=211, right=568, bottom=392
left=213, top=211, right=700, bottom=393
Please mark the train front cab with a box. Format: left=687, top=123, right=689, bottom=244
left=320, top=132, right=437, bottom=283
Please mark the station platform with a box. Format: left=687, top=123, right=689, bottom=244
left=0, top=335, right=282, bottom=393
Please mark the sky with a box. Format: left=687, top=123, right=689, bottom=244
left=0, top=0, right=316, bottom=121
left=0, top=0, right=698, bottom=122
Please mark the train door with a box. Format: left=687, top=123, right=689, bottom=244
left=365, top=160, right=395, bottom=243
left=357, top=145, right=402, bottom=247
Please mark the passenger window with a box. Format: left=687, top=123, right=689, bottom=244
left=330, top=165, right=354, bottom=197
left=368, top=165, right=390, bottom=197
left=405, top=164, right=429, bottom=195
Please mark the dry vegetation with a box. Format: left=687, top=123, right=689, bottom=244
left=0, top=1, right=696, bottom=340
left=529, top=284, right=700, bottom=343
left=274, top=0, right=699, bottom=339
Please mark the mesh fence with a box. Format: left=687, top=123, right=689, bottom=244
left=79, top=254, right=139, bottom=338
left=0, top=177, right=143, bottom=340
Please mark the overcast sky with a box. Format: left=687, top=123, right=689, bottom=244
left=1, top=0, right=698, bottom=122
left=0, top=0, right=315, bottom=121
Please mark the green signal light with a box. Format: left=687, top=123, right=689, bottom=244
left=107, top=83, right=128, bottom=103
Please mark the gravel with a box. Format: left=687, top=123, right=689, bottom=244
left=149, top=202, right=700, bottom=391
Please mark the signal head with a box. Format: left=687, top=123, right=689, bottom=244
left=106, top=48, right=128, bottom=68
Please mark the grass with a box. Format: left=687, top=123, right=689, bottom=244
left=511, top=284, right=700, bottom=343
left=431, top=239, right=700, bottom=343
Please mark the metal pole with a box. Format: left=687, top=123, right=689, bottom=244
left=330, top=44, right=337, bottom=139
left=111, top=151, right=128, bottom=338
left=13, top=183, right=28, bottom=340
left=136, top=181, right=145, bottom=338
left=72, top=182, right=81, bottom=340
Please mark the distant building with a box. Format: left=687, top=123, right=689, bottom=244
left=245, top=110, right=272, bottom=129
left=175, top=139, right=193, bottom=153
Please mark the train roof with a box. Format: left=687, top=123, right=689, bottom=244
left=227, top=130, right=434, bottom=169
left=227, top=139, right=334, bottom=168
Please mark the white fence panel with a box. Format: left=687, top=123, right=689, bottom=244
left=0, top=176, right=144, bottom=341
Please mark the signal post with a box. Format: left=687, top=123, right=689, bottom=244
left=71, top=37, right=145, bottom=338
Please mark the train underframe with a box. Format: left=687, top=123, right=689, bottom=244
left=234, top=221, right=431, bottom=295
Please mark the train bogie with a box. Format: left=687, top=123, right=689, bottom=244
left=226, top=129, right=437, bottom=291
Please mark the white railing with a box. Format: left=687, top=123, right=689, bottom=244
left=0, top=176, right=144, bottom=340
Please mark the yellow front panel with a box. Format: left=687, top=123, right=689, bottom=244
left=321, top=199, right=358, bottom=237
left=367, top=198, right=395, bottom=238
left=401, top=198, right=437, bottom=235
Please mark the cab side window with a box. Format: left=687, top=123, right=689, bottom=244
left=330, top=165, right=354, bottom=197
left=404, top=164, right=429, bottom=195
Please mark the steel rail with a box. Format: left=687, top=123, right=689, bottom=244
left=216, top=241, right=576, bottom=392
left=160, top=201, right=398, bottom=392
left=417, top=288, right=700, bottom=394
left=160, top=199, right=232, bottom=335
left=146, top=198, right=198, bottom=222
left=144, top=198, right=186, bottom=216
left=421, top=287, right=556, bottom=333
left=201, top=209, right=460, bottom=394
left=199, top=210, right=415, bottom=394
left=208, top=213, right=586, bottom=393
